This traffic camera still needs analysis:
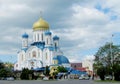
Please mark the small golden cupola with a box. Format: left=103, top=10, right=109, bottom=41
left=33, top=18, right=49, bottom=31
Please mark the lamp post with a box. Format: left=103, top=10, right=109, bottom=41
left=110, top=34, right=114, bottom=80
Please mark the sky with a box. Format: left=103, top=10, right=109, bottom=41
left=0, top=0, right=120, bottom=63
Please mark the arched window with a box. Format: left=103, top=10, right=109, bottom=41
left=16, top=64, right=18, bottom=67
left=34, top=34, right=36, bottom=41
left=32, top=51, right=36, bottom=57
left=55, top=42, right=57, bottom=47
left=46, top=53, right=48, bottom=60
left=23, top=40, right=25, bottom=46
left=38, top=34, right=39, bottom=41
left=21, top=54, right=23, bottom=61
left=29, top=53, right=31, bottom=58
left=41, top=33, right=43, bottom=41
left=47, top=38, right=48, bottom=44
left=31, top=61, right=34, bottom=66
left=38, top=52, right=40, bottom=57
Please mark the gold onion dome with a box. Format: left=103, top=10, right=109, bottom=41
left=33, top=18, right=49, bottom=31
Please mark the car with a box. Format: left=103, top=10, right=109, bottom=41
left=79, top=74, right=90, bottom=80
left=0, top=77, right=7, bottom=80
left=43, top=76, right=49, bottom=80
left=6, top=77, right=14, bottom=81
left=105, top=75, right=112, bottom=80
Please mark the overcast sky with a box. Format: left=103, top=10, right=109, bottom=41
left=0, top=0, right=120, bottom=63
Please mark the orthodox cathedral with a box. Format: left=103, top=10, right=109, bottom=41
left=14, top=17, right=70, bottom=70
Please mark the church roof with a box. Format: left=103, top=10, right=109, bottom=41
left=22, top=33, right=29, bottom=38
left=33, top=18, right=49, bottom=31
left=21, top=48, right=28, bottom=52
left=53, top=35, right=59, bottom=40
left=53, top=55, right=69, bottom=64
left=45, top=31, right=52, bottom=35
left=31, top=42, right=45, bottom=50
left=30, top=42, right=55, bottom=51
left=45, top=46, right=54, bottom=51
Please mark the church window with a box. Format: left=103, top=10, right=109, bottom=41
left=31, top=61, right=34, bottom=66
left=47, top=38, right=48, bottom=44
left=41, top=33, right=43, bottom=41
left=32, top=51, right=36, bottom=57
left=55, top=42, right=57, bottom=47
left=34, top=34, right=36, bottom=41
left=46, top=53, right=48, bottom=60
left=38, top=34, right=39, bottom=41
left=38, top=52, right=40, bottom=57
left=29, top=53, right=31, bottom=58
left=16, top=64, right=18, bottom=67
left=23, top=40, right=26, bottom=47
left=21, top=54, right=23, bottom=61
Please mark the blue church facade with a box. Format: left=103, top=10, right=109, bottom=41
left=14, top=17, right=70, bottom=70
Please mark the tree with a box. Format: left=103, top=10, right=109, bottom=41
left=97, top=66, right=106, bottom=80
left=4, top=62, right=14, bottom=71
left=113, top=64, right=120, bottom=81
left=44, top=66, right=50, bottom=76
left=0, top=61, right=4, bottom=69
left=94, top=42, right=120, bottom=80
left=0, top=68, right=8, bottom=77
left=20, top=68, right=33, bottom=80
left=57, top=66, right=67, bottom=73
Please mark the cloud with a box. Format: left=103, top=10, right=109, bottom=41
left=0, top=0, right=120, bottom=63
left=53, top=2, right=120, bottom=62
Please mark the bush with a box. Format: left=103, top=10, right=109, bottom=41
left=97, top=66, right=106, bottom=80
left=20, top=68, right=33, bottom=80
left=113, top=64, right=120, bottom=81
left=0, top=68, right=8, bottom=77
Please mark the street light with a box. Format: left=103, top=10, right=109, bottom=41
left=110, top=34, right=114, bottom=80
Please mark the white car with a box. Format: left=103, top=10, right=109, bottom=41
left=79, top=74, right=89, bottom=80
left=43, top=77, right=49, bottom=80
left=105, top=75, right=112, bottom=80
left=6, top=77, right=14, bottom=81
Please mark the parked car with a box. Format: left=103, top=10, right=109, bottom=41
left=43, top=76, right=49, bottom=80
left=105, top=75, right=112, bottom=80
left=0, top=77, right=7, bottom=80
left=6, top=77, right=14, bottom=81
left=79, top=74, right=90, bottom=80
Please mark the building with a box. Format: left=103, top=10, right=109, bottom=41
left=70, top=63, right=82, bottom=69
left=82, top=58, right=94, bottom=75
left=14, top=17, right=70, bottom=70
left=70, top=63, right=86, bottom=73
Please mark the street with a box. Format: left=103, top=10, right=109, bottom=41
left=0, top=79, right=120, bottom=84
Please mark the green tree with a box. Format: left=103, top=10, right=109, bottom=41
left=4, top=62, right=14, bottom=71
left=113, top=64, right=120, bottom=81
left=94, top=42, right=120, bottom=80
left=57, top=66, right=67, bottom=73
left=0, top=61, right=14, bottom=78
left=44, top=66, right=50, bottom=76
left=97, top=66, right=106, bottom=80
left=20, top=68, right=33, bottom=80
left=0, top=68, right=8, bottom=77
left=0, top=61, right=4, bottom=69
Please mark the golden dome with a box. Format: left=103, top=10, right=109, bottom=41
left=33, top=18, right=49, bottom=31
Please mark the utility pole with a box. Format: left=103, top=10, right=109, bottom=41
left=110, top=34, right=114, bottom=80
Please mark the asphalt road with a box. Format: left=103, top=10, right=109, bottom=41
left=0, top=79, right=120, bottom=84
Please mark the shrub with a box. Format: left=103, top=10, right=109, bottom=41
left=20, top=68, right=33, bottom=80
left=97, top=66, right=106, bottom=80
left=113, top=64, right=120, bottom=81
